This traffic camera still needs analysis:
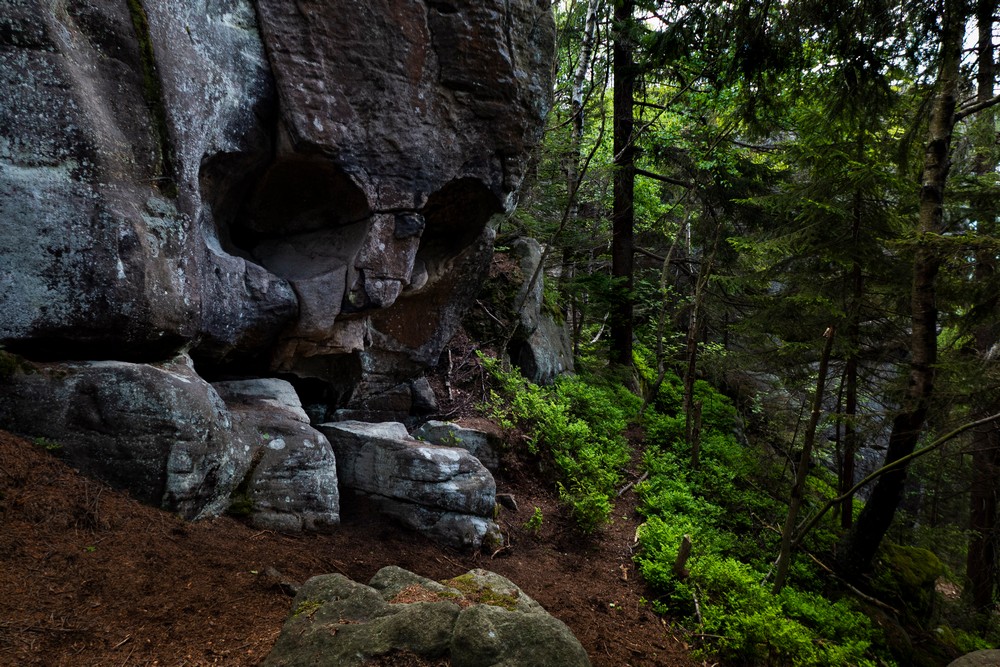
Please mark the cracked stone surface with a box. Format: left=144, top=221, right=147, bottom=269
left=0, top=0, right=553, bottom=531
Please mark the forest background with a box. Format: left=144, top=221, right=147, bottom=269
left=481, top=0, right=1000, bottom=663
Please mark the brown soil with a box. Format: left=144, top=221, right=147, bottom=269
left=0, top=332, right=704, bottom=667
left=0, top=428, right=703, bottom=667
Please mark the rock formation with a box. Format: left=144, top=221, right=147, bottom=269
left=464, top=238, right=574, bottom=385
left=412, top=420, right=501, bottom=472
left=320, top=421, right=499, bottom=549
left=263, top=566, right=592, bottom=667
left=0, top=0, right=554, bottom=534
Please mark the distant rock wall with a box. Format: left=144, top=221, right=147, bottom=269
left=0, top=0, right=554, bottom=533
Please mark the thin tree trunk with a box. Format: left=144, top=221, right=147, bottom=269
left=610, top=0, right=635, bottom=367
left=841, top=179, right=865, bottom=529
left=683, top=211, right=723, bottom=461
left=773, top=327, right=836, bottom=593
left=967, top=0, right=999, bottom=613
left=836, top=0, right=962, bottom=581
left=562, top=0, right=603, bottom=335
left=639, top=216, right=687, bottom=417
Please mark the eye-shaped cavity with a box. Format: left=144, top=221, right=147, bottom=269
left=412, top=177, right=501, bottom=290
left=240, top=157, right=371, bottom=240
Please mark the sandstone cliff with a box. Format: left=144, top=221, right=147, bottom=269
left=0, top=0, right=554, bottom=536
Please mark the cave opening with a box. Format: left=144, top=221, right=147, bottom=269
left=233, top=156, right=371, bottom=251
left=410, top=177, right=501, bottom=291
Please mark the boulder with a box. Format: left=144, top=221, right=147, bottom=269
left=412, top=420, right=500, bottom=471
left=0, top=355, right=242, bottom=518
left=319, top=421, right=498, bottom=548
left=947, top=650, right=1000, bottom=667
left=214, top=379, right=339, bottom=532
left=263, top=566, right=591, bottom=667
left=507, top=238, right=574, bottom=385
left=0, top=357, right=339, bottom=531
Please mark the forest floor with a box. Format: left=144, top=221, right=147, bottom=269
left=0, top=416, right=704, bottom=666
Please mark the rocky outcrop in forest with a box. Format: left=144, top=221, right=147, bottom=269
left=0, top=0, right=554, bottom=534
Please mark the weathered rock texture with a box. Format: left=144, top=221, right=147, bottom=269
left=0, top=0, right=553, bottom=395
left=214, top=379, right=339, bottom=532
left=507, top=238, right=575, bottom=384
left=0, top=0, right=554, bottom=532
left=263, top=566, right=591, bottom=667
left=947, top=650, right=1000, bottom=667
left=319, top=421, right=499, bottom=549
left=412, top=420, right=500, bottom=471
left=0, top=358, right=340, bottom=525
left=464, top=238, right=574, bottom=384
left=0, top=355, right=241, bottom=518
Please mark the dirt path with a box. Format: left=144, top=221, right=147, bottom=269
left=0, top=429, right=699, bottom=666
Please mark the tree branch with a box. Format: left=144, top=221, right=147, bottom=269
left=956, top=92, right=1000, bottom=121
left=634, top=168, right=695, bottom=189
left=792, top=411, right=1000, bottom=548
left=633, top=246, right=694, bottom=264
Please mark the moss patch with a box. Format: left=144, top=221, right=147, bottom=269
left=124, top=0, right=176, bottom=197
left=873, top=542, right=945, bottom=626
left=442, top=574, right=519, bottom=611
left=0, top=350, right=35, bottom=380
left=227, top=449, right=265, bottom=518
left=291, top=599, right=322, bottom=619
left=389, top=584, right=463, bottom=606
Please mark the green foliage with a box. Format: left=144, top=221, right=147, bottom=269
left=32, top=437, right=61, bottom=452
left=632, top=374, right=882, bottom=665
left=516, top=0, right=999, bottom=660
left=523, top=506, right=544, bottom=533
left=481, top=353, right=632, bottom=532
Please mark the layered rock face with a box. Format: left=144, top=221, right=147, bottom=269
left=0, top=0, right=553, bottom=534
left=320, top=421, right=499, bottom=549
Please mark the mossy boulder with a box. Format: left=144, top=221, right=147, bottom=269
left=263, top=567, right=590, bottom=667
left=872, top=542, right=945, bottom=626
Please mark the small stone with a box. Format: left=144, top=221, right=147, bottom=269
left=496, top=493, right=518, bottom=512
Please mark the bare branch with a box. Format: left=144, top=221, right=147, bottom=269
left=956, top=92, right=1000, bottom=120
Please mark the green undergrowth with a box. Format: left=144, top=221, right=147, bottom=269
left=631, top=347, right=883, bottom=666
left=481, top=353, right=635, bottom=532
left=483, top=347, right=887, bottom=665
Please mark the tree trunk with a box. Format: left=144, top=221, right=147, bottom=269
left=966, top=0, right=999, bottom=613
left=562, top=0, right=602, bottom=335
left=841, top=180, right=865, bottom=530
left=773, top=327, right=836, bottom=593
left=610, top=0, right=635, bottom=367
left=836, top=0, right=962, bottom=581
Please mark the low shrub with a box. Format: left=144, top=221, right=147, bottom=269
left=481, top=354, right=632, bottom=531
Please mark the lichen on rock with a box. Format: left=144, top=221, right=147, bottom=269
left=262, top=566, right=591, bottom=667
left=0, top=0, right=554, bottom=537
